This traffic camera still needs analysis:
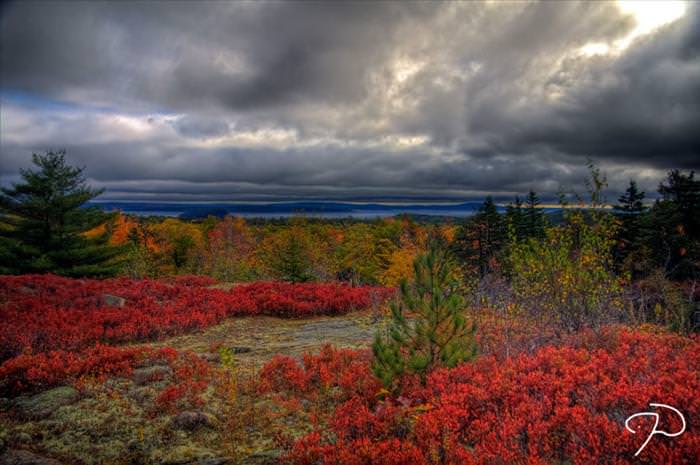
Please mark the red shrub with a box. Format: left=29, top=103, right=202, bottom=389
left=277, top=329, right=700, bottom=465
left=259, top=345, right=380, bottom=402
left=0, top=275, right=393, bottom=362
left=155, top=352, right=212, bottom=413
left=231, top=281, right=394, bottom=318
left=0, top=345, right=147, bottom=394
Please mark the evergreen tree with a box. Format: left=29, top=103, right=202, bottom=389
left=613, top=180, right=647, bottom=270
left=524, top=190, right=546, bottom=240
left=372, top=244, right=477, bottom=388
left=0, top=150, right=125, bottom=277
left=658, top=170, right=700, bottom=239
left=453, top=197, right=505, bottom=278
left=505, top=195, right=525, bottom=241
left=615, top=180, right=646, bottom=214
left=276, top=230, right=315, bottom=282
left=642, top=170, right=700, bottom=279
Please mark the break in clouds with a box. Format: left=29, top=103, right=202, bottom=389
left=1, top=1, right=699, bottom=201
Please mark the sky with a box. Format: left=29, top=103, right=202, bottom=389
left=1, top=1, right=698, bottom=202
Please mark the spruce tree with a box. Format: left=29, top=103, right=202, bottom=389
left=644, top=170, right=700, bottom=279
left=277, top=231, right=314, bottom=282
left=372, top=244, right=477, bottom=388
left=613, top=180, right=647, bottom=268
left=453, top=196, right=505, bottom=278
left=524, top=190, right=546, bottom=240
left=505, top=195, right=525, bottom=241
left=615, top=180, right=646, bottom=214
left=0, top=150, right=125, bottom=277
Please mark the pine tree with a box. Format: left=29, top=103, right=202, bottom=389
left=613, top=180, right=647, bottom=270
left=643, top=170, right=700, bottom=279
left=615, top=180, right=646, bottom=214
left=372, top=244, right=477, bottom=388
left=277, top=231, right=314, bottom=282
left=658, top=170, right=700, bottom=239
left=505, top=196, right=525, bottom=241
left=524, top=190, right=546, bottom=240
left=453, top=197, right=505, bottom=278
left=0, top=150, right=125, bottom=277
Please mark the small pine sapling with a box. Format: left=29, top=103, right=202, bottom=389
left=372, top=244, right=477, bottom=388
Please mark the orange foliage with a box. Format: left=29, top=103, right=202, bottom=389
left=381, top=240, right=419, bottom=286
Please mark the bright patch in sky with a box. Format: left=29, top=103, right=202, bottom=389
left=580, top=1, right=687, bottom=56
left=616, top=0, right=687, bottom=47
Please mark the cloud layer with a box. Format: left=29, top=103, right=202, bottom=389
left=2, top=1, right=698, bottom=201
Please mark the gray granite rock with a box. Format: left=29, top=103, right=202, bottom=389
left=14, top=386, right=79, bottom=420
left=100, top=294, right=126, bottom=308
left=132, top=365, right=172, bottom=385
left=169, top=411, right=212, bottom=431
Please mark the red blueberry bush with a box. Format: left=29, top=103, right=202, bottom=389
left=0, top=275, right=393, bottom=361
left=0, top=343, right=214, bottom=398
left=259, top=345, right=380, bottom=402
left=0, top=345, right=149, bottom=394
left=154, top=351, right=213, bottom=413
left=266, top=328, right=699, bottom=465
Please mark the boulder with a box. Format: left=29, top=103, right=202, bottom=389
left=169, top=411, right=212, bottom=431
left=0, top=450, right=64, bottom=465
left=18, top=287, right=37, bottom=296
left=229, top=346, right=252, bottom=354
left=14, top=386, right=79, bottom=420
left=100, top=294, right=126, bottom=308
left=197, top=352, right=220, bottom=363
left=132, top=365, right=172, bottom=385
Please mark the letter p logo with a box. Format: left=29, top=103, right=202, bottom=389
left=625, top=403, right=686, bottom=457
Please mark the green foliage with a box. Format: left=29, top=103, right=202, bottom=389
left=615, top=170, right=699, bottom=281
left=649, top=170, right=700, bottom=279
left=613, top=180, right=647, bottom=272
left=0, top=150, right=125, bottom=277
left=505, top=196, right=525, bottom=242
left=273, top=230, right=315, bottom=282
left=507, top=165, right=624, bottom=332
left=507, top=220, right=624, bottom=332
left=524, top=190, right=547, bottom=240
left=615, top=180, right=646, bottom=214
left=257, top=221, right=331, bottom=282
left=453, top=196, right=505, bottom=278
left=505, top=191, right=548, bottom=244
left=372, top=245, right=477, bottom=388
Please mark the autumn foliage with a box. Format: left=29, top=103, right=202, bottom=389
left=267, top=329, right=699, bottom=465
left=0, top=274, right=392, bottom=391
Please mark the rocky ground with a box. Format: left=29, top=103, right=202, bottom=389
left=0, top=311, right=386, bottom=465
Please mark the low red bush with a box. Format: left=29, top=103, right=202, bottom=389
left=259, top=345, right=380, bottom=402
left=0, top=345, right=148, bottom=394
left=0, top=275, right=393, bottom=362
left=269, top=329, right=700, bottom=465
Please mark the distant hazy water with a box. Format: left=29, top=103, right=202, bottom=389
left=88, top=201, right=518, bottom=219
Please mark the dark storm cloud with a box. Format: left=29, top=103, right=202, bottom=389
left=1, top=1, right=433, bottom=111
left=1, top=1, right=698, bottom=200
left=464, top=2, right=700, bottom=170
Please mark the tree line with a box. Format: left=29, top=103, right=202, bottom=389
left=1, top=151, right=698, bottom=332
